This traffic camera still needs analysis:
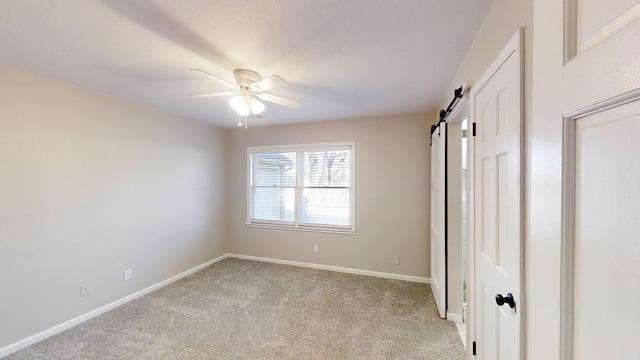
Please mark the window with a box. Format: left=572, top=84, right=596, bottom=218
left=247, top=142, right=355, bottom=233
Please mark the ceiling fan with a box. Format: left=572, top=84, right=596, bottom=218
left=191, top=68, right=302, bottom=116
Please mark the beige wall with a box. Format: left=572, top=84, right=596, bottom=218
left=226, top=115, right=434, bottom=278
left=0, top=64, right=227, bottom=349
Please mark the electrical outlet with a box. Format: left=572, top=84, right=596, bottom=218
left=394, top=257, right=400, bottom=265
left=313, top=244, right=319, bottom=253
left=80, top=282, right=92, bottom=297
left=124, top=268, right=132, bottom=281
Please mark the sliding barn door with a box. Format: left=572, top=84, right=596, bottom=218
left=562, top=2, right=640, bottom=359
left=430, top=124, right=446, bottom=319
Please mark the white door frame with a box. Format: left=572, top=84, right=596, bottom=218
left=445, top=99, right=469, bottom=324
left=467, top=102, right=477, bottom=357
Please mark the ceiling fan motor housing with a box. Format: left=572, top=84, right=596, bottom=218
left=234, top=69, right=261, bottom=88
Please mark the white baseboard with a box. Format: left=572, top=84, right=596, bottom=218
left=227, top=253, right=430, bottom=284
left=447, top=312, right=464, bottom=323
left=0, top=254, right=228, bottom=358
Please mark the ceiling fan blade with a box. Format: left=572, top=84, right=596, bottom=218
left=256, top=92, right=302, bottom=108
left=250, top=75, right=287, bottom=93
left=190, top=91, right=238, bottom=98
left=191, top=68, right=239, bottom=90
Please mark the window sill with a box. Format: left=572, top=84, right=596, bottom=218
left=245, top=222, right=356, bottom=235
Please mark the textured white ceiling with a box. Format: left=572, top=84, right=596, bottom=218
left=0, top=0, right=493, bottom=127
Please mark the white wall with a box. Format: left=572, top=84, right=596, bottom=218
left=0, top=64, right=227, bottom=350
left=527, top=0, right=563, bottom=357
left=226, top=115, right=434, bottom=278
left=442, top=0, right=533, bottom=114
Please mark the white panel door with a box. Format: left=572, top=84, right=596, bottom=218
left=431, top=123, right=446, bottom=319
left=572, top=103, right=640, bottom=359
left=473, top=30, right=523, bottom=360
left=563, top=1, right=640, bottom=359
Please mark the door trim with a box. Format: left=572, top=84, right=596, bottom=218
left=467, top=98, right=477, bottom=357
left=560, top=117, right=576, bottom=360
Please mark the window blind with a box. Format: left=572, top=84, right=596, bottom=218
left=248, top=142, right=354, bottom=232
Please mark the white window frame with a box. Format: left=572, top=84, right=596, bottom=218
left=246, top=141, right=356, bottom=234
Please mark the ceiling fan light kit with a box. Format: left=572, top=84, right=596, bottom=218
left=229, top=91, right=263, bottom=116
left=248, top=96, right=265, bottom=114
left=191, top=68, right=302, bottom=126
left=229, top=94, right=249, bottom=116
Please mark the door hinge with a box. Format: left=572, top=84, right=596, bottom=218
left=472, top=123, right=477, bottom=137
left=472, top=341, right=476, bottom=356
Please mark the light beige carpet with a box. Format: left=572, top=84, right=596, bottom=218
left=6, top=258, right=465, bottom=359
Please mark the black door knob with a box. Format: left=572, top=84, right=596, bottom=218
left=495, top=293, right=516, bottom=309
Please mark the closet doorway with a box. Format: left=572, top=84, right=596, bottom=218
left=444, top=101, right=469, bottom=324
